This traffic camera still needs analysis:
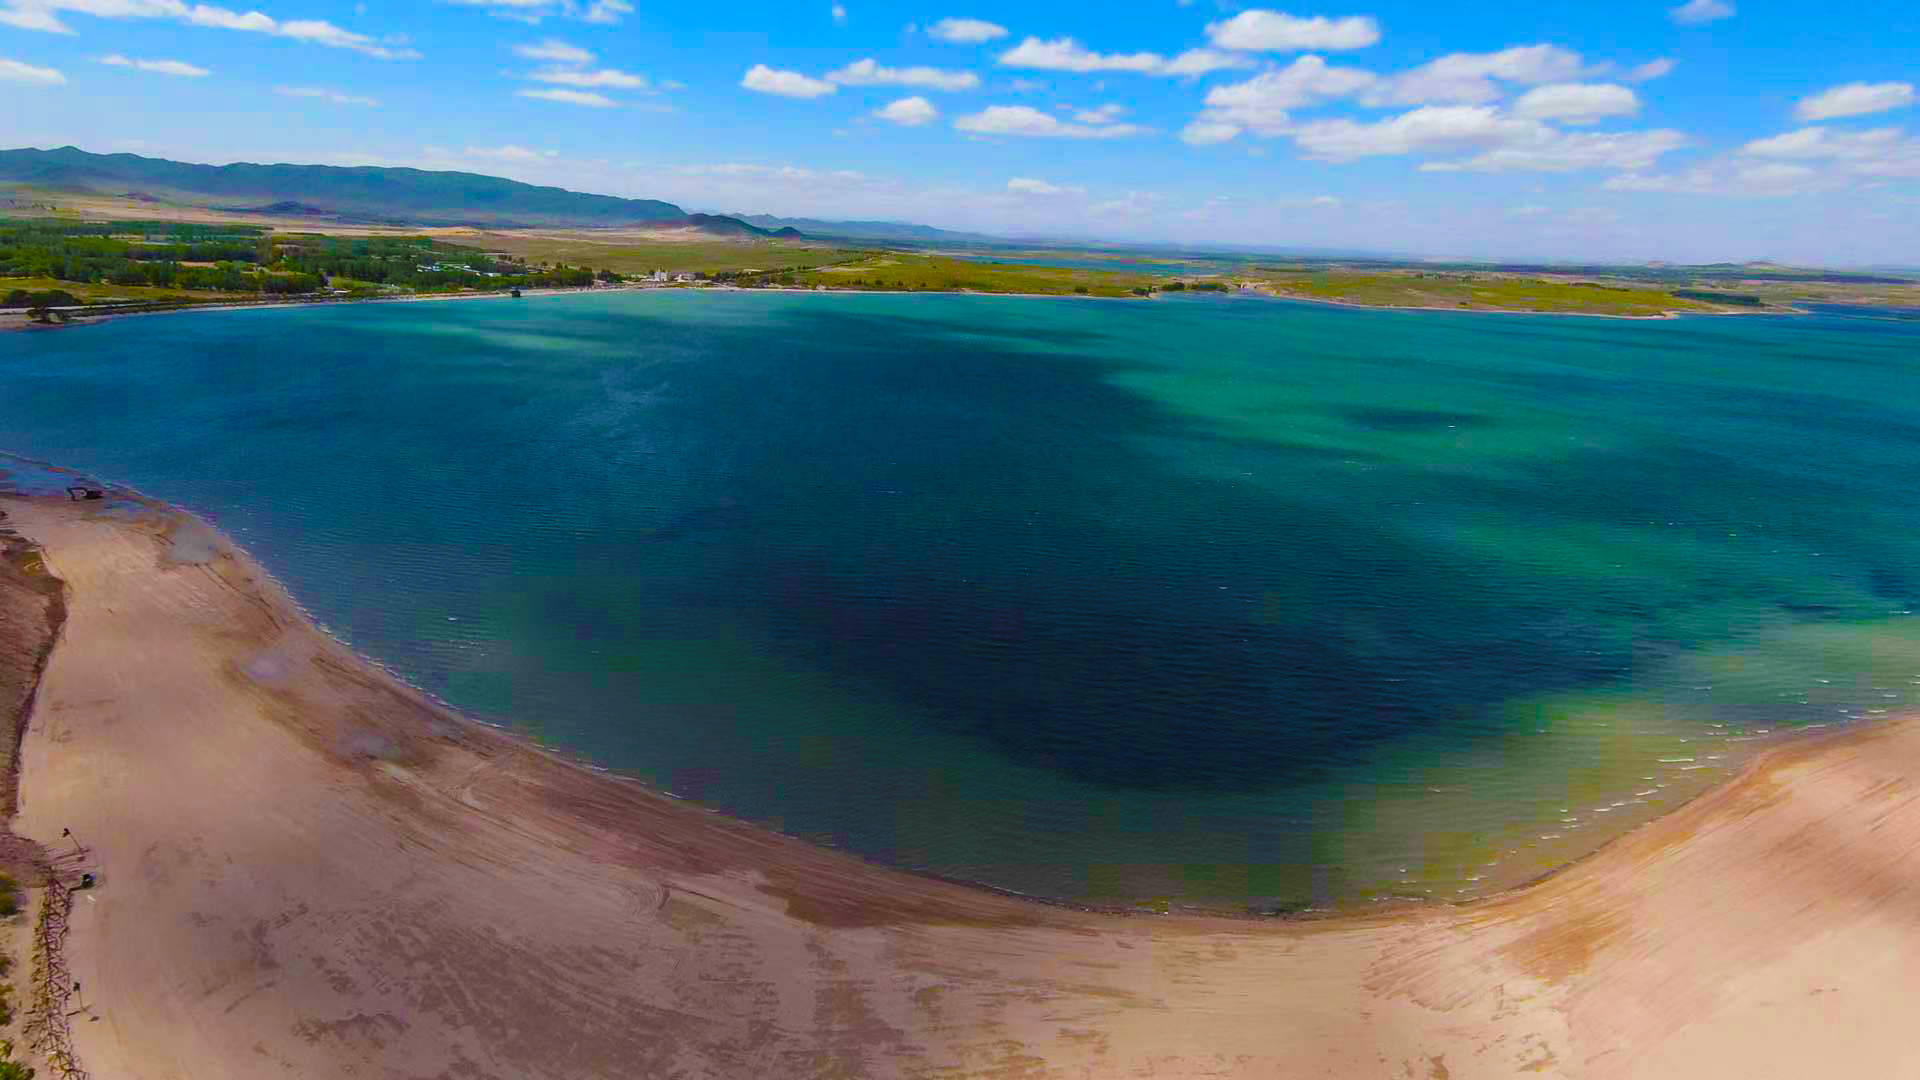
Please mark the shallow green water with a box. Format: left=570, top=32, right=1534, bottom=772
left=3, top=292, right=1917, bottom=908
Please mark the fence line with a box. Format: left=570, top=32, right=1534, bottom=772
left=24, top=858, right=89, bottom=1080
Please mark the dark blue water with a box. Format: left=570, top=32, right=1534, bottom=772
left=4, top=292, right=1918, bottom=907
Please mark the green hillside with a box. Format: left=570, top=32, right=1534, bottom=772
left=0, top=146, right=689, bottom=228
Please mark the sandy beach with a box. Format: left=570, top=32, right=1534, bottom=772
left=3, top=492, right=1919, bottom=1078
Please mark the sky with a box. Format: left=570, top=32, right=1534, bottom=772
left=1, top=0, right=1916, bottom=264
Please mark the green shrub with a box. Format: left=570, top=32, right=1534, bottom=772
left=2, top=289, right=80, bottom=310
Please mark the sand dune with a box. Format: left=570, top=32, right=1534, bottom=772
left=4, top=492, right=1918, bottom=1079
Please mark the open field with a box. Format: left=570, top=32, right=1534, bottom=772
left=1250, top=270, right=1736, bottom=316
left=1, top=186, right=860, bottom=273
left=461, top=230, right=862, bottom=275
left=0, top=275, right=257, bottom=304
left=796, top=253, right=1158, bottom=296
left=1735, top=278, right=1920, bottom=309
left=7, top=491, right=1920, bottom=1078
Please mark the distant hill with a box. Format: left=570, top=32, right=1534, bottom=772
left=679, top=213, right=787, bottom=238
left=0, top=146, right=697, bottom=229
left=731, top=214, right=999, bottom=245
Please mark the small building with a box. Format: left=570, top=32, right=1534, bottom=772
left=673, top=272, right=696, bottom=283
left=650, top=270, right=669, bottom=283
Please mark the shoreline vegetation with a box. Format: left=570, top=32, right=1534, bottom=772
left=6, top=213, right=1918, bottom=332
left=3, top=476, right=1920, bottom=1075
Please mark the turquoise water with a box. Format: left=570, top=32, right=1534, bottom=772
left=4, top=292, right=1918, bottom=909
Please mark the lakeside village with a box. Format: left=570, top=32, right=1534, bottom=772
left=0, top=217, right=870, bottom=322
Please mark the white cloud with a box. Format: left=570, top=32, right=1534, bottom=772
left=0, top=57, right=64, bottom=84
left=1289, top=105, right=1537, bottom=159
left=1741, top=125, right=1920, bottom=176
left=831, top=2, right=845, bottom=23
left=1007, top=176, right=1083, bottom=195
left=1742, top=125, right=1903, bottom=160
left=671, top=163, right=863, bottom=185
left=276, top=18, right=414, bottom=56
left=929, top=16, right=1006, bottom=43
left=827, top=58, right=978, bottom=91
left=1728, top=163, right=1820, bottom=188
left=1794, top=81, right=1914, bottom=122
left=996, top=36, right=1271, bottom=78
left=1511, top=83, right=1639, bottom=125
left=517, top=87, right=615, bottom=106
left=1267, top=102, right=1685, bottom=173
left=98, top=53, right=209, bottom=76
left=1205, top=10, right=1382, bottom=52
left=275, top=85, right=379, bottom=106
left=1624, top=58, right=1676, bottom=83
left=1610, top=124, right=1920, bottom=197
left=1180, top=55, right=1376, bottom=142
left=464, top=144, right=559, bottom=161
left=582, top=0, right=629, bottom=23
left=1606, top=163, right=1822, bottom=196
left=514, top=38, right=592, bottom=64
left=444, top=0, right=629, bottom=25
left=874, top=95, right=937, bottom=125
left=1160, top=49, right=1255, bottom=77
left=1181, top=120, right=1243, bottom=146
left=954, top=104, right=1148, bottom=137
left=0, top=6, right=65, bottom=30
left=1423, top=129, right=1687, bottom=173
left=1089, top=190, right=1164, bottom=217
left=1072, top=103, right=1127, bottom=124
left=1669, top=0, right=1733, bottom=25
left=998, top=36, right=1164, bottom=74
left=5, top=0, right=420, bottom=58
left=742, top=63, right=837, bottom=98
left=530, top=66, right=648, bottom=88
left=1361, top=44, right=1584, bottom=106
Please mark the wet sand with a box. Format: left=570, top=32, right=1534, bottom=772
left=5, top=492, right=1919, bottom=1078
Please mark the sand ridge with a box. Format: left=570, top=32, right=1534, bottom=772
left=5, top=493, right=1919, bottom=1079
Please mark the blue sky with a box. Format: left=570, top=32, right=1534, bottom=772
left=2, top=0, right=1916, bottom=264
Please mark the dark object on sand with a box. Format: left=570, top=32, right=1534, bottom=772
left=511, top=287, right=522, bottom=298
left=65, top=487, right=104, bottom=501
left=78, top=873, right=95, bottom=890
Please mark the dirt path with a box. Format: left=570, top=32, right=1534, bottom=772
left=5, top=493, right=1919, bottom=1079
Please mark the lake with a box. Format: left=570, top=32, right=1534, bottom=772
left=4, top=291, right=1917, bottom=909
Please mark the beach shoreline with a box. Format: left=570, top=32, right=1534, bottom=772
left=6, top=481, right=1920, bottom=1077
left=0, top=453, right=1810, bottom=916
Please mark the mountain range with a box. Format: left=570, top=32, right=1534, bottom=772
left=0, top=146, right=773, bottom=233
left=0, top=146, right=984, bottom=243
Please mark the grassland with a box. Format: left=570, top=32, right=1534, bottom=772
left=456, top=231, right=861, bottom=276
left=1733, top=278, right=1920, bottom=309
left=0, top=275, right=257, bottom=304
left=794, top=254, right=1158, bottom=297
left=1249, top=270, right=1736, bottom=316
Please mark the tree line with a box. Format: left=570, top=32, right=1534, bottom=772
left=0, top=218, right=606, bottom=297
